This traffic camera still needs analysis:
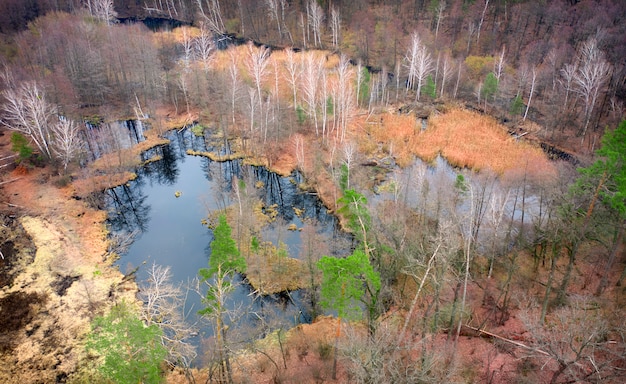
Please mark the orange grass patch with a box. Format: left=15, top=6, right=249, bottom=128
left=411, top=109, right=555, bottom=178
left=356, top=108, right=555, bottom=180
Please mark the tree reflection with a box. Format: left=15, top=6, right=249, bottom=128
left=106, top=182, right=150, bottom=235
left=142, top=143, right=179, bottom=185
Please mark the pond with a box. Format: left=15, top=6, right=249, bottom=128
left=105, top=127, right=346, bottom=356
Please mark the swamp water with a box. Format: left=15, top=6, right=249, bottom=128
left=105, top=128, right=345, bottom=353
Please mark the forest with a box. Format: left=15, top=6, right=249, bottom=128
left=0, top=0, right=624, bottom=383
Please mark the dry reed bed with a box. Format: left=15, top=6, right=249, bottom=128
left=360, top=108, right=555, bottom=180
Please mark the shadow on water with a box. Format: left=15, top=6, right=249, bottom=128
left=105, top=128, right=345, bottom=358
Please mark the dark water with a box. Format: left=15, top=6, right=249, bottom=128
left=105, top=128, right=344, bottom=354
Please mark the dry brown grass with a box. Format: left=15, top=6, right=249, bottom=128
left=354, top=108, right=555, bottom=181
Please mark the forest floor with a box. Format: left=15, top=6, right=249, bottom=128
left=0, top=104, right=623, bottom=383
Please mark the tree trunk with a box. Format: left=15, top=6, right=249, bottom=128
left=596, top=222, right=625, bottom=295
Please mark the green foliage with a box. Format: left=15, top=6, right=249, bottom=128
left=87, top=302, right=166, bottom=384
left=510, top=94, right=524, bottom=115
left=337, top=189, right=371, bottom=241
left=296, top=105, right=306, bottom=125
left=251, top=235, right=260, bottom=253
left=317, top=249, right=381, bottom=321
left=201, top=214, right=246, bottom=279
left=358, top=66, right=370, bottom=106
left=455, top=174, right=468, bottom=193
left=339, top=163, right=349, bottom=192
left=481, top=72, right=498, bottom=100
left=577, top=120, right=626, bottom=218
left=464, top=55, right=495, bottom=80
left=326, top=95, right=334, bottom=115
left=10, top=132, right=33, bottom=163
left=422, top=75, right=436, bottom=99
left=191, top=124, right=206, bottom=136
left=198, top=214, right=246, bottom=317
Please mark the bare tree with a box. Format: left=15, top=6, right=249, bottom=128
left=51, top=117, right=83, bottom=172
left=434, top=0, right=446, bottom=40
left=439, top=52, right=454, bottom=98
left=84, top=0, right=118, bottom=24
left=308, top=0, right=324, bottom=48
left=265, top=0, right=288, bottom=43
left=334, top=54, right=355, bottom=142
left=141, top=264, right=198, bottom=371
left=228, top=49, right=241, bottom=127
left=145, top=0, right=179, bottom=19
left=573, top=38, right=611, bottom=144
left=330, top=6, right=341, bottom=49
left=302, top=51, right=324, bottom=136
left=195, top=0, right=225, bottom=34
left=342, top=140, right=357, bottom=189
left=475, top=0, right=490, bottom=45
left=520, top=296, right=626, bottom=384
left=1, top=81, right=55, bottom=160
left=559, top=63, right=577, bottom=113
left=404, top=32, right=433, bottom=101
left=494, top=47, right=506, bottom=84
left=195, top=23, right=215, bottom=72
left=284, top=48, right=301, bottom=111
left=523, top=66, right=537, bottom=121
left=246, top=43, right=270, bottom=113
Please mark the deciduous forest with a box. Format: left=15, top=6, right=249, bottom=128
left=0, top=0, right=624, bottom=383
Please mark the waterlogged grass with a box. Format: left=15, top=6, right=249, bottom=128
left=357, top=108, right=555, bottom=180
left=413, top=109, right=555, bottom=178
left=186, top=149, right=244, bottom=162
left=204, top=204, right=310, bottom=295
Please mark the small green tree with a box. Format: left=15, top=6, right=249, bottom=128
left=87, top=301, right=166, bottom=384
left=10, top=132, right=33, bottom=164
left=510, top=94, right=524, bottom=116
left=576, top=121, right=626, bottom=294
left=199, top=214, right=246, bottom=384
left=422, top=75, right=436, bottom=99
left=481, top=72, right=498, bottom=103
left=317, top=249, right=381, bottom=378
left=337, top=189, right=371, bottom=248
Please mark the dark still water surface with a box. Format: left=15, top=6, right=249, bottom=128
left=105, top=128, right=344, bottom=354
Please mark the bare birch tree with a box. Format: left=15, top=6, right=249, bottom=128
left=1, top=81, right=55, bottom=160
left=330, top=6, right=341, bottom=49
left=434, top=0, right=446, bottom=40
left=559, top=63, right=577, bottom=113
left=195, top=0, right=225, bottom=34
left=51, top=117, right=83, bottom=172
left=439, top=53, right=455, bottom=98
left=84, top=0, right=118, bottom=24
left=475, top=0, right=489, bottom=46
left=284, top=48, right=301, bottom=111
left=404, top=32, right=433, bottom=101
left=573, top=38, right=611, bottom=144
left=228, top=50, right=241, bottom=126
left=334, top=54, right=354, bottom=142
left=302, top=51, right=324, bottom=135
left=523, top=66, right=537, bottom=121
left=141, top=264, right=198, bottom=370
left=145, top=0, right=178, bottom=19
left=265, top=0, right=288, bottom=43
left=308, top=0, right=324, bottom=48
left=195, top=23, right=215, bottom=72
left=246, top=43, right=270, bottom=112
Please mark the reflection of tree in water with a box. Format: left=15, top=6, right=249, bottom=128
left=106, top=180, right=151, bottom=235
left=142, top=143, right=179, bottom=185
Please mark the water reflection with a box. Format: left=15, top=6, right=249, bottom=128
left=105, top=128, right=342, bottom=355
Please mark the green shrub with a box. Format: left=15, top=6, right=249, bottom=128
left=87, top=302, right=166, bottom=384
left=10, top=132, right=33, bottom=164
